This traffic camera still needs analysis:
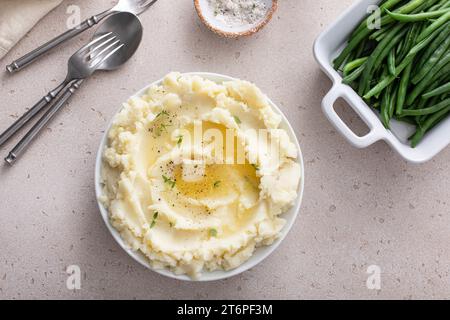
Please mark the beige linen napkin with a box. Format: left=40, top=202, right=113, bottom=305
left=0, top=0, right=63, bottom=60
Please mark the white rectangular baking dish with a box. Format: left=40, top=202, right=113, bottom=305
left=313, top=0, right=450, bottom=164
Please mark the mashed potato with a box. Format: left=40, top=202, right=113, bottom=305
left=101, top=73, right=301, bottom=278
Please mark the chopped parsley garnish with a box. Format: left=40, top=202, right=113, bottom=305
left=156, top=123, right=171, bottom=136
left=162, top=175, right=176, bottom=189
left=150, top=211, right=159, bottom=228
left=209, top=228, right=218, bottom=237
left=176, top=135, right=183, bottom=146
left=213, top=181, right=221, bottom=188
left=251, top=164, right=260, bottom=171
left=150, top=110, right=172, bottom=137
left=156, top=110, right=169, bottom=118
left=233, top=115, right=242, bottom=125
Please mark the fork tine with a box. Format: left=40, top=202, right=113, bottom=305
left=85, top=35, right=117, bottom=60
left=90, top=41, right=123, bottom=67
left=78, top=32, right=113, bottom=54
left=91, top=43, right=125, bottom=69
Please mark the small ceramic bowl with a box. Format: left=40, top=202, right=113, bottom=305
left=194, top=0, right=278, bottom=38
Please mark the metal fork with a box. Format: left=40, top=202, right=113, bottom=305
left=6, top=0, right=157, bottom=73
left=2, top=35, right=124, bottom=165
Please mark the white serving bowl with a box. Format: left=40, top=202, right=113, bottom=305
left=194, top=0, right=278, bottom=38
left=95, top=72, right=304, bottom=281
left=314, top=0, right=450, bottom=163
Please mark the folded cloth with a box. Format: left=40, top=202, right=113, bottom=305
left=0, top=0, right=63, bottom=60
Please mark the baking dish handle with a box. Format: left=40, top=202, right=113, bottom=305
left=322, top=84, right=384, bottom=148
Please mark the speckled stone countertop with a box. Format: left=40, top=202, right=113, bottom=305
left=0, top=0, right=449, bottom=300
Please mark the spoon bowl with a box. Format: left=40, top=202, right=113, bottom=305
left=94, top=12, right=143, bottom=71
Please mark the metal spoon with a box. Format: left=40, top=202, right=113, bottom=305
left=6, top=0, right=156, bottom=73
left=3, top=12, right=143, bottom=165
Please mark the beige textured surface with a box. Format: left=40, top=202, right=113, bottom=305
left=0, top=0, right=449, bottom=300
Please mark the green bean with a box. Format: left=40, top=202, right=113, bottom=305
left=396, top=38, right=405, bottom=55
left=334, top=0, right=427, bottom=69
left=363, top=23, right=447, bottom=99
left=428, top=2, right=442, bottom=12
left=333, top=29, right=371, bottom=70
left=388, top=48, right=396, bottom=75
left=374, top=33, right=388, bottom=42
left=412, top=31, right=450, bottom=84
left=396, top=63, right=413, bottom=115
left=437, top=0, right=450, bottom=10
left=350, top=0, right=404, bottom=38
left=418, top=96, right=441, bottom=123
left=420, top=0, right=447, bottom=11
left=354, top=39, right=367, bottom=59
left=343, top=57, right=368, bottom=77
left=363, top=69, right=404, bottom=100
left=414, top=78, right=446, bottom=119
left=436, top=0, right=450, bottom=10
left=410, top=105, right=450, bottom=147
left=422, top=81, right=450, bottom=99
left=407, top=52, right=450, bottom=105
left=394, top=0, right=431, bottom=18
left=400, top=98, right=450, bottom=116
left=370, top=24, right=394, bottom=41
left=397, top=24, right=415, bottom=57
left=386, top=9, right=450, bottom=22
left=359, top=25, right=406, bottom=95
left=418, top=96, right=429, bottom=109
left=413, top=21, right=450, bottom=74
left=416, top=9, right=450, bottom=43
left=408, top=0, right=445, bottom=17
left=389, top=83, right=399, bottom=118
left=381, top=84, right=392, bottom=128
left=342, top=64, right=366, bottom=85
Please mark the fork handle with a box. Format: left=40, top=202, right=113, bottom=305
left=5, top=79, right=84, bottom=166
left=6, top=10, right=111, bottom=73
left=0, top=81, right=68, bottom=148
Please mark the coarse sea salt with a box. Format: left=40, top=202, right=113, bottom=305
left=208, top=0, right=268, bottom=28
